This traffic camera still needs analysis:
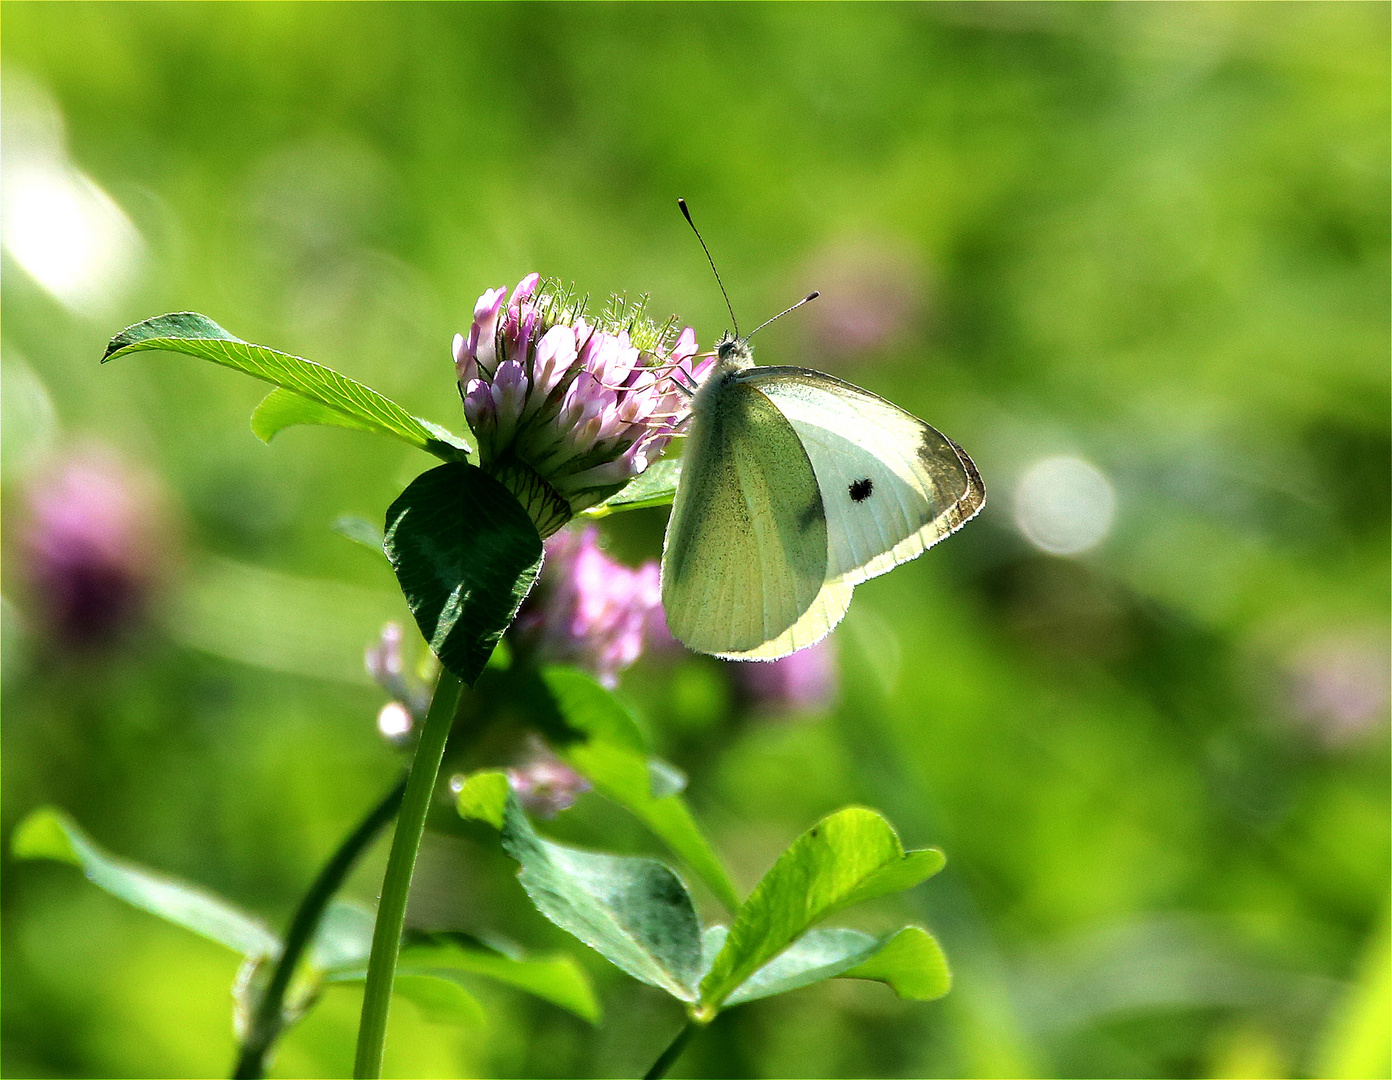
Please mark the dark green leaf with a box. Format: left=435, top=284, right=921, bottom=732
left=583, top=457, right=681, bottom=517
left=539, top=667, right=740, bottom=912
left=102, top=312, right=469, bottom=461
left=699, top=807, right=944, bottom=1010
left=384, top=463, right=543, bottom=684
left=11, top=806, right=280, bottom=958
left=457, top=772, right=702, bottom=1002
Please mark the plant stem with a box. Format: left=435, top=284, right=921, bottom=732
left=643, top=1020, right=697, bottom=1080
left=353, top=669, right=464, bottom=1079
left=232, top=775, right=408, bottom=1080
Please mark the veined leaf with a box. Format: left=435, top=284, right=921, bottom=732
left=583, top=457, right=681, bottom=517
left=699, top=807, right=944, bottom=1010
left=457, top=772, right=702, bottom=1002
left=384, top=463, right=543, bottom=685
left=698, top=924, right=949, bottom=1006
left=103, top=312, right=469, bottom=461
left=252, top=387, right=383, bottom=442
left=11, top=806, right=280, bottom=959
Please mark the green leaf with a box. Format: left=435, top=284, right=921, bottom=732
left=840, top=926, right=951, bottom=1001
left=396, top=933, right=601, bottom=1023
left=316, top=905, right=600, bottom=1024
left=391, top=974, right=487, bottom=1026
left=323, top=968, right=486, bottom=1028
left=102, top=312, right=469, bottom=461
left=307, top=900, right=377, bottom=973
left=252, top=387, right=382, bottom=442
left=583, top=457, right=681, bottom=517
left=384, top=463, right=543, bottom=685
left=331, top=514, right=387, bottom=556
left=457, top=771, right=510, bottom=828
left=11, top=806, right=280, bottom=958
left=646, top=758, right=688, bottom=800
left=539, top=667, right=740, bottom=913
left=699, top=924, right=949, bottom=1006
left=457, top=771, right=703, bottom=1002
left=699, top=807, right=944, bottom=1010
left=539, top=666, right=648, bottom=752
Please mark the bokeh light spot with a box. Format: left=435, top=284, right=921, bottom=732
left=0, top=71, right=143, bottom=313
left=1013, top=455, right=1117, bottom=556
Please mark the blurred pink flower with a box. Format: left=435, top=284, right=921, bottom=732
left=455, top=274, right=712, bottom=537
left=507, top=742, right=592, bottom=818
left=1282, top=634, right=1389, bottom=748
left=20, top=446, right=171, bottom=652
left=511, top=524, right=665, bottom=687
left=800, top=239, right=928, bottom=366
left=730, top=636, right=839, bottom=715
left=365, top=621, right=433, bottom=744
left=365, top=621, right=431, bottom=716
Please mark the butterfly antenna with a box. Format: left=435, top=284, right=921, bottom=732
left=678, top=197, right=740, bottom=337
left=745, top=291, right=819, bottom=341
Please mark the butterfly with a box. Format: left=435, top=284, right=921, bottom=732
left=660, top=201, right=984, bottom=661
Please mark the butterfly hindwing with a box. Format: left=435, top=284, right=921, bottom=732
left=742, top=367, right=985, bottom=587
left=661, top=377, right=830, bottom=658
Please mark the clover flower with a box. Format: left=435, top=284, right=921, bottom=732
left=510, top=524, right=664, bottom=688
left=454, top=273, right=710, bottom=537
left=20, top=446, right=170, bottom=652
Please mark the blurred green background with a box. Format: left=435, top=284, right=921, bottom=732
left=2, top=3, right=1387, bottom=1078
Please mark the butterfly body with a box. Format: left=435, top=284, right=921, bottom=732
left=661, top=332, right=984, bottom=661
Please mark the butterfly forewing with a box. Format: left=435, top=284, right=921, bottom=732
left=743, top=368, right=985, bottom=587
left=661, top=378, right=829, bottom=656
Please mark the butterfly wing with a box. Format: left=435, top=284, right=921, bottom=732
left=741, top=367, right=985, bottom=587
left=725, top=574, right=853, bottom=660
left=661, top=377, right=834, bottom=658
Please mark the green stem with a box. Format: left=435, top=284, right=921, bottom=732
left=353, top=669, right=464, bottom=1079
left=643, top=1020, right=697, bottom=1080
left=232, top=775, right=407, bottom=1080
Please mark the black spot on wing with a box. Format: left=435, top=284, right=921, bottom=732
left=849, top=477, right=873, bottom=502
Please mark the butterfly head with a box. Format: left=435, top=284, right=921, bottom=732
left=715, top=331, right=754, bottom=370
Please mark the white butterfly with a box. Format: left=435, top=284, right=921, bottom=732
left=661, top=329, right=984, bottom=660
